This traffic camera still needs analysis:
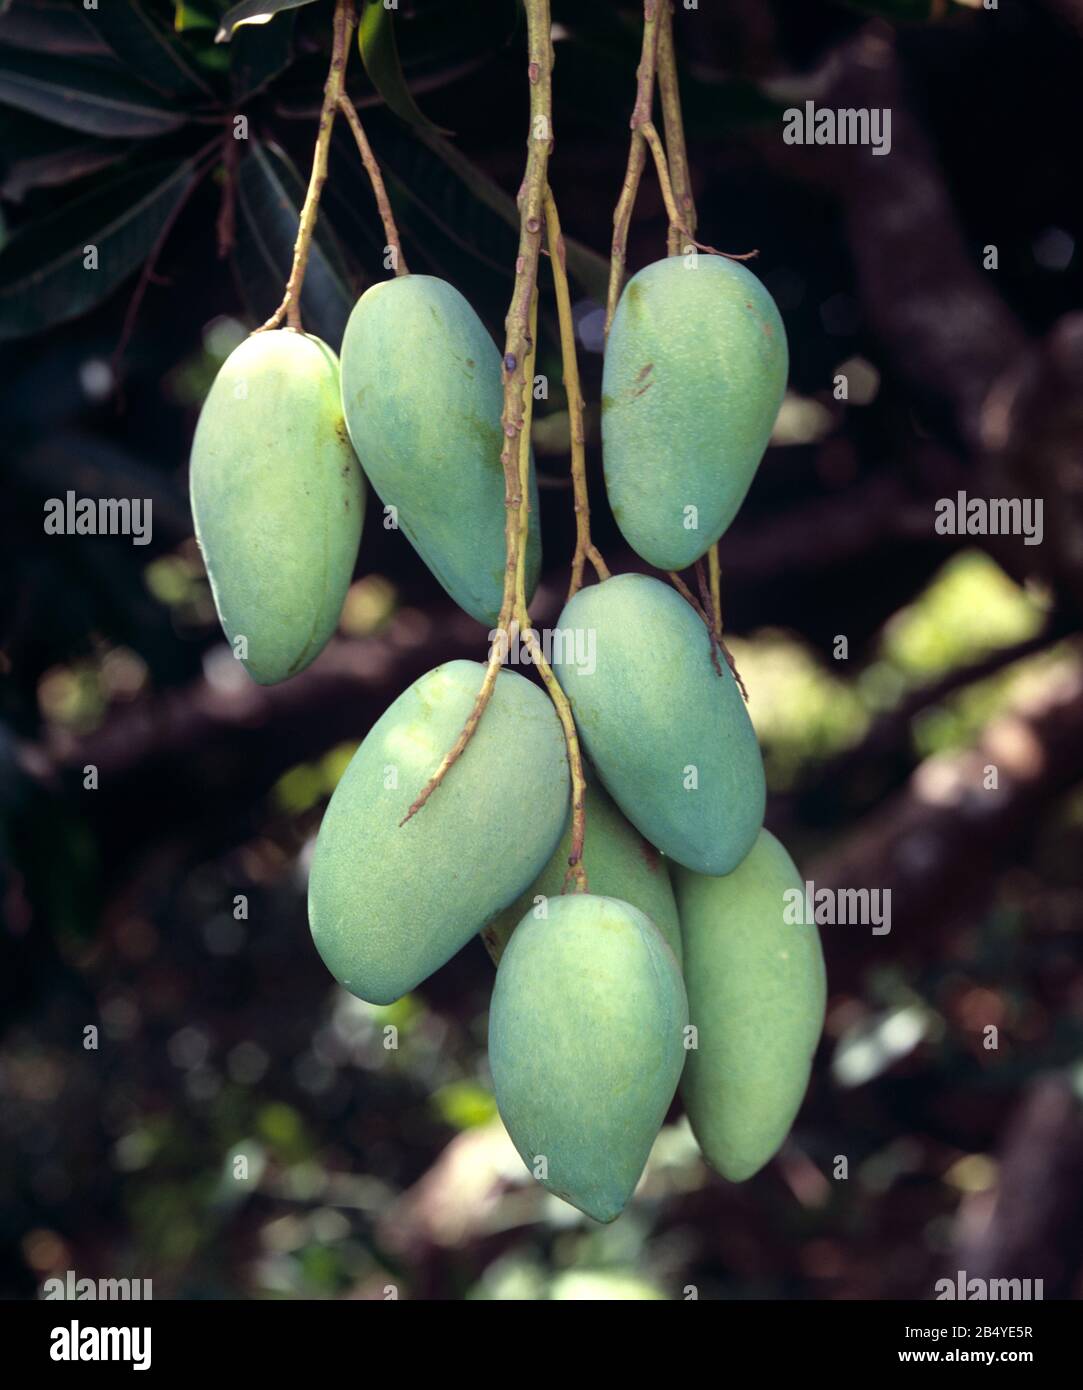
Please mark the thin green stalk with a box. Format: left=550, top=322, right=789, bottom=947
left=605, top=0, right=661, bottom=338
left=337, top=91, right=408, bottom=274
left=544, top=188, right=609, bottom=599
left=401, top=0, right=557, bottom=827
left=657, top=1, right=696, bottom=256
left=256, top=0, right=354, bottom=332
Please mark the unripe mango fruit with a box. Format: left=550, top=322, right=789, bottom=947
left=482, top=779, right=681, bottom=964
left=339, top=275, right=541, bottom=626
left=602, top=255, right=787, bottom=570
left=188, top=330, right=364, bottom=685
left=308, top=660, right=569, bottom=1004
left=675, top=830, right=826, bottom=1182
left=552, top=573, right=765, bottom=875
left=489, top=893, right=688, bottom=1222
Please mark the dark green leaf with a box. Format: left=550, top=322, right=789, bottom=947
left=0, top=0, right=112, bottom=58
left=232, top=139, right=354, bottom=348
left=405, top=121, right=610, bottom=302
left=0, top=158, right=199, bottom=340
left=0, top=50, right=187, bottom=137
left=357, top=0, right=444, bottom=133
left=229, top=6, right=296, bottom=101
left=173, top=2, right=217, bottom=34
left=0, top=109, right=131, bottom=201
left=215, top=0, right=317, bottom=45
left=356, top=0, right=519, bottom=108
left=552, top=3, right=784, bottom=137
left=88, top=0, right=215, bottom=101
left=322, top=110, right=596, bottom=359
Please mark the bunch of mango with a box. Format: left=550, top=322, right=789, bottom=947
left=188, top=254, right=826, bottom=1222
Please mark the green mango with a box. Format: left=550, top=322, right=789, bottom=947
left=339, top=275, right=541, bottom=626
left=675, top=830, right=826, bottom=1182
left=489, top=893, right=688, bottom=1222
left=552, top=573, right=765, bottom=875
left=482, top=779, right=682, bottom=964
left=308, top=660, right=569, bottom=1004
left=189, top=330, right=364, bottom=685
left=602, top=255, right=787, bottom=570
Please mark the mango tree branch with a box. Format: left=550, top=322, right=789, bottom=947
left=544, top=188, right=609, bottom=600
left=642, top=120, right=754, bottom=263
left=639, top=119, right=684, bottom=240
left=513, top=276, right=589, bottom=891
left=526, top=632, right=590, bottom=893
left=513, top=288, right=539, bottom=615
left=656, top=1, right=696, bottom=256
left=499, top=0, right=554, bottom=602
left=337, top=91, right=409, bottom=275
left=605, top=0, right=661, bottom=337
left=658, top=2, right=730, bottom=633
left=255, top=0, right=353, bottom=333
left=399, top=0, right=555, bottom=826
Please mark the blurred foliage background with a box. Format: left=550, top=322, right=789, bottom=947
left=2, top=0, right=1083, bottom=1300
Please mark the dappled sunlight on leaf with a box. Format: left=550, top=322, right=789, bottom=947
left=875, top=550, right=1046, bottom=685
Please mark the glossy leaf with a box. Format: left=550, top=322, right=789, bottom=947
left=0, top=158, right=198, bottom=340
left=408, top=122, right=610, bottom=303
left=0, top=49, right=187, bottom=138
left=229, top=6, right=296, bottom=101
left=361, top=0, right=520, bottom=107
left=88, top=0, right=215, bottom=100
left=357, top=0, right=442, bottom=132
left=0, top=110, right=131, bottom=201
left=215, top=0, right=317, bottom=44
left=0, top=0, right=112, bottom=58
left=232, top=139, right=354, bottom=348
left=552, top=2, right=783, bottom=136
left=335, top=105, right=607, bottom=304
left=173, top=2, right=217, bottom=33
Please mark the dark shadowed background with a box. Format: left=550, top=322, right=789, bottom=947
left=2, top=0, right=1082, bottom=1300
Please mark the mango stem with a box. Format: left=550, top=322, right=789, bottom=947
left=700, top=562, right=746, bottom=698
left=656, top=2, right=697, bottom=257
left=255, top=0, right=353, bottom=334
left=512, top=288, right=539, bottom=616
left=524, top=632, right=589, bottom=894
left=605, top=0, right=661, bottom=339
left=544, top=189, right=609, bottom=601
left=669, top=567, right=749, bottom=700
left=398, top=654, right=503, bottom=826
left=512, top=291, right=589, bottom=893
left=657, top=9, right=734, bottom=683
left=337, top=92, right=409, bottom=276
left=400, top=0, right=556, bottom=825
left=708, top=542, right=723, bottom=640
left=668, top=571, right=720, bottom=674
